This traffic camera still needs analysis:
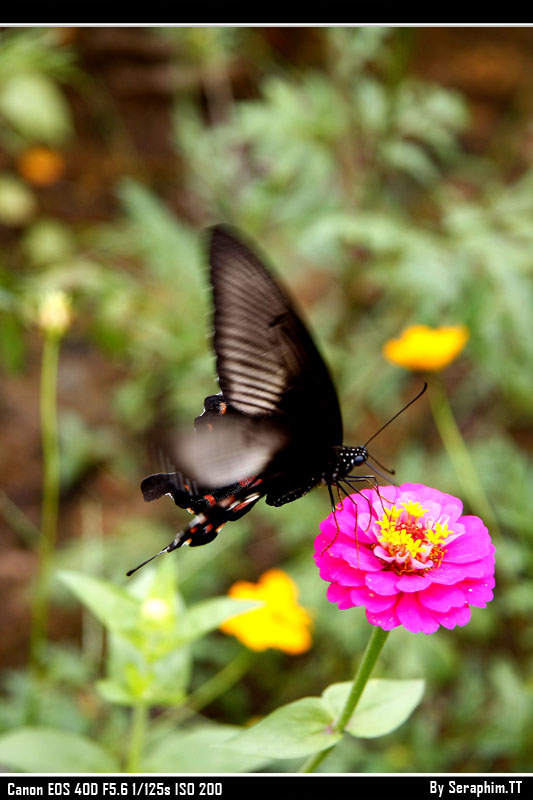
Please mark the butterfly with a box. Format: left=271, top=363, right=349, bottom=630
left=127, top=225, right=425, bottom=576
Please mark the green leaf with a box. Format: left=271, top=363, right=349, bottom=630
left=322, top=679, right=425, bottom=738
left=175, top=597, right=262, bottom=645
left=143, top=724, right=270, bottom=773
left=227, top=697, right=342, bottom=759
left=58, top=570, right=140, bottom=635
left=100, top=630, right=191, bottom=707
left=0, top=728, right=119, bottom=773
left=97, top=678, right=140, bottom=706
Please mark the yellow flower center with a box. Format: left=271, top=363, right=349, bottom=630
left=374, top=501, right=450, bottom=574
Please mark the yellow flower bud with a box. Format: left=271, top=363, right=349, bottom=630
left=141, top=597, right=173, bottom=623
left=38, top=290, right=73, bottom=336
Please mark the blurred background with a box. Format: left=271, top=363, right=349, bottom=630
left=0, top=26, right=532, bottom=774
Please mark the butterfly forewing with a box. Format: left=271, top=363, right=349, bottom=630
left=209, top=226, right=343, bottom=446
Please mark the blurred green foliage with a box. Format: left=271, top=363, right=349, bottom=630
left=0, top=26, right=532, bottom=774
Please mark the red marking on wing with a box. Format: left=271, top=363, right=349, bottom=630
left=239, top=476, right=262, bottom=487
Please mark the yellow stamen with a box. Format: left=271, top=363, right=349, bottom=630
left=374, top=501, right=453, bottom=574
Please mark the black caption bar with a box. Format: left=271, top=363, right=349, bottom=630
left=1, top=775, right=530, bottom=799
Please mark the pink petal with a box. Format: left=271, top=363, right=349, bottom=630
left=453, top=560, right=489, bottom=579
left=478, top=552, right=496, bottom=577
left=330, top=541, right=382, bottom=571
left=459, top=578, right=495, bottom=607
left=369, top=485, right=399, bottom=506
left=400, top=483, right=464, bottom=517
left=445, top=529, right=491, bottom=563
left=427, top=562, right=470, bottom=585
left=396, top=574, right=432, bottom=593
left=365, top=570, right=400, bottom=596
left=314, top=530, right=334, bottom=551
left=335, top=507, right=357, bottom=529
left=419, top=582, right=466, bottom=612
left=366, top=607, right=400, bottom=631
left=318, top=556, right=366, bottom=587
left=431, top=559, right=487, bottom=584
left=421, top=500, right=447, bottom=525
left=396, top=593, right=440, bottom=634
left=439, top=499, right=465, bottom=524
left=349, top=586, right=396, bottom=612
left=334, top=508, right=376, bottom=544
left=314, top=529, right=362, bottom=557
left=435, top=604, right=471, bottom=629
left=326, top=584, right=354, bottom=609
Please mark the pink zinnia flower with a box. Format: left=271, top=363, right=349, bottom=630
left=314, top=483, right=495, bottom=634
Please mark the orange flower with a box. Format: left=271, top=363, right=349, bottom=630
left=18, top=147, right=65, bottom=186
left=382, top=324, right=469, bottom=372
left=219, top=569, right=313, bottom=654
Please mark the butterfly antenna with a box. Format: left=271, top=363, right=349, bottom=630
left=363, top=382, right=427, bottom=449
left=126, top=533, right=185, bottom=577
left=126, top=547, right=168, bottom=577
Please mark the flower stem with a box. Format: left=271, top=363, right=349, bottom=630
left=429, top=378, right=500, bottom=536
left=126, top=702, right=148, bottom=773
left=29, top=331, right=62, bottom=673
left=154, top=649, right=257, bottom=731
left=300, top=626, right=390, bottom=773
left=187, top=648, right=256, bottom=714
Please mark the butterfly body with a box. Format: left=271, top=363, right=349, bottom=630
left=129, top=225, right=380, bottom=576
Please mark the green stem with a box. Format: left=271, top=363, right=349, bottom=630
left=29, top=331, right=62, bottom=673
left=300, top=626, right=390, bottom=773
left=154, top=648, right=257, bottom=732
left=188, top=648, right=256, bottom=714
left=126, top=702, right=149, bottom=773
left=429, top=378, right=500, bottom=536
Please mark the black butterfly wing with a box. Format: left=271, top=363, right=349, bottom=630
left=132, top=226, right=344, bottom=574
left=209, top=225, right=343, bottom=445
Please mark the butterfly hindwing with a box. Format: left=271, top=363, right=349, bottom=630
left=168, top=477, right=265, bottom=550
left=142, top=391, right=271, bottom=513
left=140, top=391, right=267, bottom=557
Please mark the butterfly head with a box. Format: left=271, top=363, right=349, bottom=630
left=332, top=445, right=369, bottom=480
